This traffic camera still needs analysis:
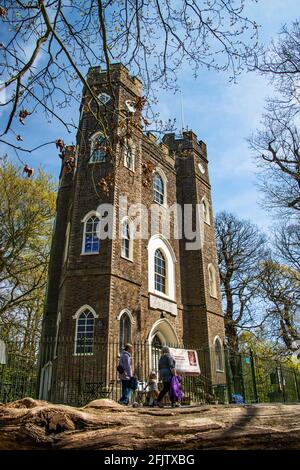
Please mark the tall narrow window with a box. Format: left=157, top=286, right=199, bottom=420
left=75, top=309, right=95, bottom=354
left=154, top=249, right=166, bottom=293
left=83, top=215, right=100, bottom=254
left=90, top=132, right=107, bottom=163
left=124, top=142, right=134, bottom=171
left=208, top=264, right=217, bottom=298
left=63, top=222, right=71, bottom=264
left=202, top=198, right=211, bottom=224
left=119, top=312, right=131, bottom=351
left=121, top=220, right=131, bottom=260
left=153, top=174, right=164, bottom=205
left=54, top=312, right=61, bottom=358
left=215, top=338, right=224, bottom=372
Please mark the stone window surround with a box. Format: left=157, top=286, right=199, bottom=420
left=148, top=234, right=176, bottom=303
left=214, top=335, right=224, bottom=372
left=201, top=196, right=211, bottom=225
left=117, top=309, right=135, bottom=351
left=208, top=263, right=218, bottom=299
left=123, top=138, right=135, bottom=172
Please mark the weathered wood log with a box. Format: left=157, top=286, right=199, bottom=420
left=0, top=398, right=300, bottom=450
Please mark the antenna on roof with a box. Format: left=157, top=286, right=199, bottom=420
left=180, top=90, right=185, bottom=135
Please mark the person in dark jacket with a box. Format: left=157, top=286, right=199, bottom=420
left=157, top=346, right=176, bottom=407
left=118, top=343, right=133, bottom=405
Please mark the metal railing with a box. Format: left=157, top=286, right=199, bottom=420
left=0, top=337, right=299, bottom=407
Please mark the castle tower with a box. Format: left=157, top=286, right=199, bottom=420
left=40, top=64, right=226, bottom=404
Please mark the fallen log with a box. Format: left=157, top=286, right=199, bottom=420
left=0, top=398, right=300, bottom=450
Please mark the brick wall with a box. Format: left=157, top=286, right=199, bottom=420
left=41, top=64, right=225, bottom=388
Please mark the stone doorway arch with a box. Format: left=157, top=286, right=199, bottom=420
left=148, top=319, right=179, bottom=371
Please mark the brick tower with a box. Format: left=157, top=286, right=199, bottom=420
left=39, top=64, right=225, bottom=403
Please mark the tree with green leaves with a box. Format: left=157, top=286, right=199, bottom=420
left=259, top=261, right=300, bottom=352
left=0, top=158, right=56, bottom=350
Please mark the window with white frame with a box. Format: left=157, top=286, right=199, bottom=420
left=202, top=198, right=210, bottom=225
left=214, top=337, right=224, bottom=372
left=124, top=141, right=134, bottom=171
left=82, top=213, right=100, bottom=254
left=75, top=308, right=96, bottom=354
left=148, top=235, right=176, bottom=301
left=119, top=312, right=131, bottom=351
left=90, top=132, right=107, bottom=163
left=97, top=92, right=111, bottom=105
left=153, top=173, right=165, bottom=205
left=208, top=263, right=218, bottom=298
left=154, top=249, right=166, bottom=293
left=121, top=219, right=133, bottom=260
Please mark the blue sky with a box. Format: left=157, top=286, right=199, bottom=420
left=157, top=0, right=300, bottom=233
left=1, top=1, right=299, bottom=234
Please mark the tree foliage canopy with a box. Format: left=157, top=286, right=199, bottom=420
left=0, top=158, right=56, bottom=342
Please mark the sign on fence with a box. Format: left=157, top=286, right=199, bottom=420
left=169, top=348, right=201, bottom=376
left=0, top=340, right=6, bottom=365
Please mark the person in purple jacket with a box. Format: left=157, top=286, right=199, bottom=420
left=118, top=343, right=133, bottom=405
left=156, top=346, right=177, bottom=408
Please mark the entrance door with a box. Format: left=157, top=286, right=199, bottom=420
left=151, top=335, right=163, bottom=373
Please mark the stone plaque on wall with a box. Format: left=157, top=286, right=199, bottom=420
left=149, top=294, right=177, bottom=316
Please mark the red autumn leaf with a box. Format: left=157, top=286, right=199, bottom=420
left=135, top=95, right=147, bottom=111
left=19, top=109, right=30, bottom=125
left=142, top=117, right=151, bottom=126
left=55, top=139, right=65, bottom=151
left=23, top=165, right=34, bottom=178
left=64, top=156, right=75, bottom=174
left=0, top=7, right=7, bottom=18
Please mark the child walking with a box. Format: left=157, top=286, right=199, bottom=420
left=145, top=371, right=159, bottom=406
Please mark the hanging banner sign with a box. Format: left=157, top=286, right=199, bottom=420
left=169, top=348, right=201, bottom=376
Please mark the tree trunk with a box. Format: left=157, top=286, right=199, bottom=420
left=1, top=398, right=300, bottom=450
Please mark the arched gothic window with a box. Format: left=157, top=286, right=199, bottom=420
left=208, top=263, right=218, bottom=298
left=121, top=219, right=133, bottom=260
left=124, top=141, right=134, bottom=171
left=63, top=222, right=71, bottom=263
left=74, top=308, right=97, bottom=354
left=90, top=132, right=107, bottom=163
left=214, top=337, right=224, bottom=372
left=153, top=174, right=164, bottom=205
left=148, top=235, right=176, bottom=303
left=119, top=312, right=132, bottom=351
left=202, top=198, right=211, bottom=224
left=82, top=213, right=100, bottom=254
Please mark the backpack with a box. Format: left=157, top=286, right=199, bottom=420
left=117, top=363, right=124, bottom=374
left=231, top=393, right=245, bottom=404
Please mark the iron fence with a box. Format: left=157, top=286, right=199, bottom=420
left=0, top=337, right=300, bottom=407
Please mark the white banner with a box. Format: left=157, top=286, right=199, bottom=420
left=169, top=348, right=201, bottom=376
